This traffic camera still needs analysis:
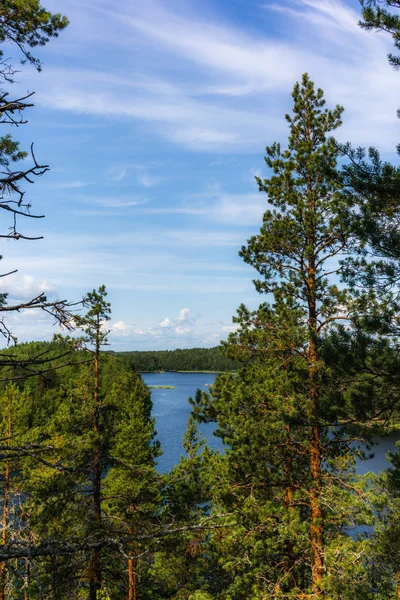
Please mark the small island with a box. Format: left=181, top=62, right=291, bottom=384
left=148, top=385, right=175, bottom=389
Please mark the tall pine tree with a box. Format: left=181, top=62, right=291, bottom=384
left=74, top=285, right=111, bottom=599
left=191, top=74, right=382, bottom=599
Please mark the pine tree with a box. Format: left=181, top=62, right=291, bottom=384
left=240, top=73, right=348, bottom=595
left=102, top=371, right=161, bottom=599
left=23, top=367, right=98, bottom=597
left=190, top=74, right=382, bottom=599
left=74, top=286, right=111, bottom=600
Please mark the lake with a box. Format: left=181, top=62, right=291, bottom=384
left=142, top=372, right=400, bottom=475
left=142, top=372, right=221, bottom=473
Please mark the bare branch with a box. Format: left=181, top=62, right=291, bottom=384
left=0, top=515, right=234, bottom=561
left=0, top=269, right=17, bottom=278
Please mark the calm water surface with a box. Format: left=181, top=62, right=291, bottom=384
left=142, top=372, right=400, bottom=475
left=142, top=372, right=220, bottom=473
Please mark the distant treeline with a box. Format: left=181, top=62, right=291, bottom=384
left=118, top=346, right=238, bottom=372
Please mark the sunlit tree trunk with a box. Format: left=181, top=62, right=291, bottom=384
left=90, top=321, right=102, bottom=599
left=307, top=163, right=324, bottom=595
left=127, top=552, right=137, bottom=600
left=0, top=461, right=10, bottom=600
left=23, top=559, right=30, bottom=600
left=0, top=412, right=11, bottom=600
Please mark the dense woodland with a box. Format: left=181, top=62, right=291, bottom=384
left=119, top=348, right=238, bottom=373
left=2, top=0, right=400, bottom=599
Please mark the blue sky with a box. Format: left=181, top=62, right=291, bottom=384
left=2, top=0, right=400, bottom=350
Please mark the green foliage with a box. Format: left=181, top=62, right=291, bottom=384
left=0, top=133, right=26, bottom=165
left=360, top=1, right=400, bottom=70
left=103, top=372, right=161, bottom=531
left=0, top=343, right=163, bottom=598
left=1, top=3, right=400, bottom=591
left=121, top=347, right=238, bottom=373
left=0, top=0, right=68, bottom=72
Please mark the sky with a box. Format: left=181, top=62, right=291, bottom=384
left=1, top=0, right=400, bottom=350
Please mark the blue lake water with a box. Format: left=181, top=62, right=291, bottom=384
left=142, top=372, right=220, bottom=473
left=142, top=372, right=400, bottom=475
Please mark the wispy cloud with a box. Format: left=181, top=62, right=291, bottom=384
left=31, top=0, right=400, bottom=152
left=36, top=81, right=261, bottom=151
left=135, top=191, right=267, bottom=225
left=136, top=167, right=163, bottom=188
left=52, top=180, right=91, bottom=190
left=107, top=166, right=128, bottom=182
left=73, top=195, right=150, bottom=210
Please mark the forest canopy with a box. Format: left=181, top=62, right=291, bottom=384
left=119, top=347, right=238, bottom=373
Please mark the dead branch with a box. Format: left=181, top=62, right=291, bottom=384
left=0, top=515, right=234, bottom=561
left=0, top=91, right=35, bottom=125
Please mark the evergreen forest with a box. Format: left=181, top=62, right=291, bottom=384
left=119, top=348, right=238, bottom=373
left=2, top=1, right=400, bottom=598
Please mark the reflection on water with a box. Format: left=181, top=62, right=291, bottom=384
left=142, top=372, right=400, bottom=475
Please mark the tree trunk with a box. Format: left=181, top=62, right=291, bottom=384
left=128, top=553, right=137, bottom=600
left=24, top=559, right=30, bottom=600
left=309, top=418, right=324, bottom=595
left=0, top=409, right=11, bottom=600
left=0, top=460, right=10, bottom=600
left=304, top=115, right=325, bottom=592
left=283, top=425, right=294, bottom=508
left=89, top=335, right=101, bottom=598
left=89, top=551, right=101, bottom=600
left=308, top=277, right=324, bottom=596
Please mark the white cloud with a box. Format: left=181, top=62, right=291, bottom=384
left=210, top=193, right=267, bottom=225
left=222, top=324, right=240, bottom=333
left=201, top=331, right=221, bottom=346
left=159, top=316, right=173, bottom=328
left=178, top=308, right=191, bottom=322
left=113, top=308, right=199, bottom=344
left=0, top=309, right=60, bottom=347
left=175, top=325, right=191, bottom=335
left=109, top=319, right=138, bottom=337
left=83, top=196, right=149, bottom=209
left=158, top=308, right=195, bottom=334
left=52, top=180, right=91, bottom=190
left=2, top=275, right=56, bottom=301
left=112, top=320, right=128, bottom=332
